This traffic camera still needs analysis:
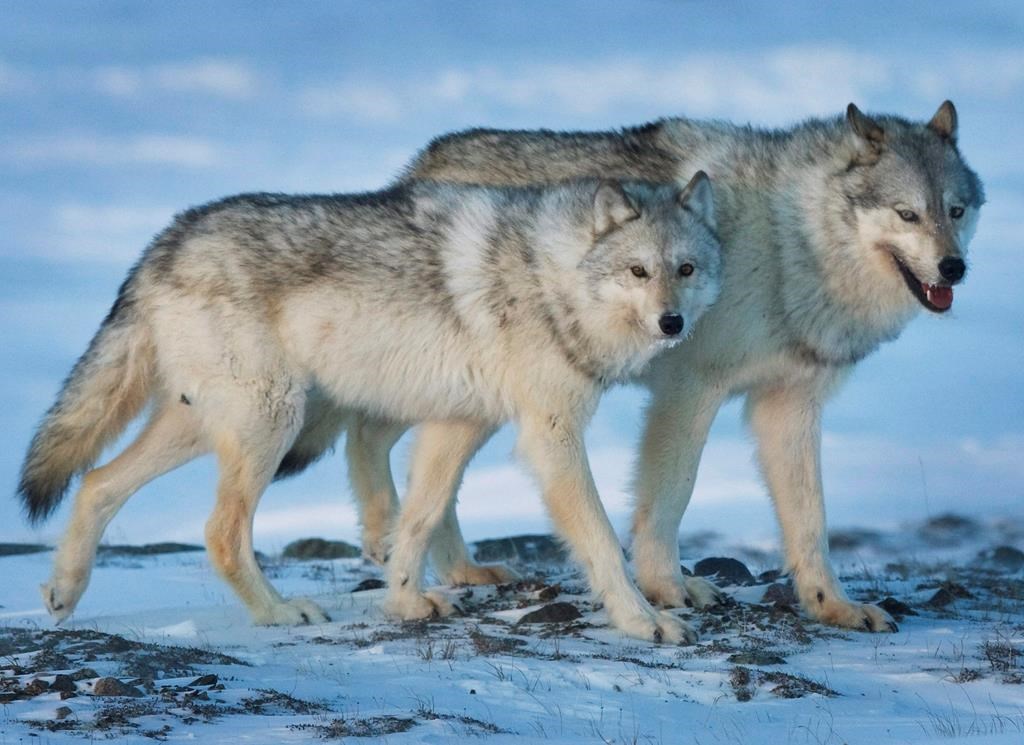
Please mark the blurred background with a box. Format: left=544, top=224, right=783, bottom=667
left=2, top=1, right=1021, bottom=553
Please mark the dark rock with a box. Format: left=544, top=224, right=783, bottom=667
left=60, top=691, right=78, bottom=700
left=761, top=583, right=797, bottom=606
left=71, top=667, right=100, bottom=681
left=927, top=588, right=957, bottom=608
left=25, top=678, right=50, bottom=696
left=878, top=597, right=918, bottom=619
left=96, top=542, right=204, bottom=556
left=0, top=543, right=49, bottom=557
left=282, top=538, right=360, bottom=560
left=728, top=651, right=786, bottom=666
left=828, top=528, right=883, bottom=551
left=352, top=578, right=386, bottom=592
left=473, top=534, right=567, bottom=564
left=50, top=674, right=77, bottom=693
left=679, top=564, right=693, bottom=576
left=92, top=677, right=143, bottom=697
left=517, top=602, right=582, bottom=624
left=693, top=557, right=755, bottom=586
left=918, top=513, right=980, bottom=546
left=758, top=569, right=784, bottom=583
left=54, top=706, right=74, bottom=721
left=188, top=674, right=218, bottom=688
left=990, top=545, right=1024, bottom=571
left=536, top=584, right=560, bottom=601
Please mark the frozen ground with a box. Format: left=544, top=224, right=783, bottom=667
left=1, top=514, right=1022, bottom=744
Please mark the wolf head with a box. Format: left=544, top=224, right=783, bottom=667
left=571, top=173, right=722, bottom=372
left=831, top=101, right=984, bottom=316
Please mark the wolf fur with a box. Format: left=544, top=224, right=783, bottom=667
left=19, top=175, right=722, bottom=641
left=314, top=102, right=983, bottom=632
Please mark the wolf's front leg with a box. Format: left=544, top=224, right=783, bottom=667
left=384, top=420, right=496, bottom=620
left=518, top=412, right=695, bottom=644
left=631, top=372, right=728, bottom=610
left=746, top=382, right=897, bottom=632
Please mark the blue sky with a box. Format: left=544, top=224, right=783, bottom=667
left=2, top=1, right=1022, bottom=550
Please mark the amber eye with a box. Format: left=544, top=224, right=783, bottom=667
left=630, top=265, right=649, bottom=278
left=950, top=206, right=965, bottom=220
left=896, top=208, right=919, bottom=223
left=678, top=263, right=694, bottom=277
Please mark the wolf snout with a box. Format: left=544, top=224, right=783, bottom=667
left=658, top=313, right=684, bottom=337
left=938, top=257, right=966, bottom=283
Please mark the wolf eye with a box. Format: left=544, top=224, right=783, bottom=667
left=630, top=265, right=649, bottom=278
left=678, top=263, right=694, bottom=277
left=896, top=208, right=919, bottom=223
left=950, top=206, right=965, bottom=220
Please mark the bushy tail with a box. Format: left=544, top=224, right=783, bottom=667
left=18, top=285, right=154, bottom=523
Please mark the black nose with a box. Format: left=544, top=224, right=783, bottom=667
left=938, top=257, right=966, bottom=283
left=658, top=313, right=684, bottom=336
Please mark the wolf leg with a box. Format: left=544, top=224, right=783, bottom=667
left=518, top=411, right=695, bottom=644
left=631, top=374, right=728, bottom=610
left=384, top=419, right=495, bottom=620
left=42, top=403, right=205, bottom=622
left=430, top=498, right=520, bottom=586
left=746, top=382, right=897, bottom=632
left=206, top=393, right=329, bottom=626
left=345, top=415, right=407, bottom=565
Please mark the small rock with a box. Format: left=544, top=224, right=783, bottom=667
left=919, top=513, right=979, bottom=546
left=59, top=691, right=78, bottom=700
left=694, top=557, right=755, bottom=586
left=283, top=538, right=361, bottom=560
left=188, top=674, right=218, bottom=688
left=758, top=569, right=784, bottom=583
left=92, top=677, right=143, bottom=697
left=927, top=588, right=957, bottom=608
left=878, top=596, right=918, bottom=619
left=728, top=651, right=786, bottom=666
left=991, top=545, right=1024, bottom=571
left=71, top=668, right=99, bottom=681
left=679, top=564, right=693, bottom=577
left=517, top=602, right=582, bottom=624
left=536, top=584, right=560, bottom=601
left=25, top=678, right=49, bottom=696
left=50, top=674, right=77, bottom=693
left=352, top=578, right=386, bottom=592
left=473, top=534, right=567, bottom=564
left=761, top=583, right=797, bottom=606
left=828, top=528, right=882, bottom=551
left=54, top=706, right=74, bottom=721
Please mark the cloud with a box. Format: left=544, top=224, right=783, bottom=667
left=299, top=82, right=404, bottom=122
left=3, top=134, right=222, bottom=168
left=94, top=58, right=258, bottom=100
left=48, top=203, right=176, bottom=262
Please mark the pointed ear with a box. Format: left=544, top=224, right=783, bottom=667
left=678, top=170, right=715, bottom=230
left=928, top=100, right=958, bottom=142
left=593, top=180, right=639, bottom=238
left=846, top=103, right=886, bottom=166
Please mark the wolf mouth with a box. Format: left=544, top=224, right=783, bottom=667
left=888, top=250, right=953, bottom=313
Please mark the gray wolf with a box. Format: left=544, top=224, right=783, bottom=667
left=320, top=102, right=983, bottom=632
left=19, top=175, right=722, bottom=641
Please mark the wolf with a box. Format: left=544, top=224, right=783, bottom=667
left=304, top=101, right=983, bottom=633
left=19, top=174, right=722, bottom=641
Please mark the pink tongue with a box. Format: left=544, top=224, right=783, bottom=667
left=924, top=283, right=953, bottom=310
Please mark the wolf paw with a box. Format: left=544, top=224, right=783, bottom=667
left=682, top=576, right=727, bottom=609
left=609, top=605, right=697, bottom=645
left=41, top=578, right=87, bottom=624
left=441, top=561, right=520, bottom=586
left=811, top=598, right=898, bottom=633
left=361, top=534, right=390, bottom=566
left=252, top=598, right=331, bottom=626
left=385, top=590, right=455, bottom=621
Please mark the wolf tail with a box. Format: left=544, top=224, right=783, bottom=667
left=18, top=276, right=155, bottom=523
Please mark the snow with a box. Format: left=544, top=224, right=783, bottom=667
left=1, top=520, right=1022, bottom=743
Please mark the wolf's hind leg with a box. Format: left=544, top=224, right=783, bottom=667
left=345, top=416, right=407, bottom=565
left=384, top=420, right=495, bottom=620
left=746, top=382, right=897, bottom=633
left=431, top=497, right=519, bottom=586
left=206, top=392, right=329, bottom=626
left=42, top=403, right=205, bottom=622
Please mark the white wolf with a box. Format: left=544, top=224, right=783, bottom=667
left=309, top=102, right=983, bottom=633
left=19, top=175, right=722, bottom=641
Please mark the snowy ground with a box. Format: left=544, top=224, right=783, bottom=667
left=1, top=515, right=1022, bottom=744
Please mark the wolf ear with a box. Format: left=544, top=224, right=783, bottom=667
left=593, top=180, right=639, bottom=238
left=927, top=100, right=958, bottom=142
left=678, top=170, right=715, bottom=230
left=846, top=103, right=886, bottom=166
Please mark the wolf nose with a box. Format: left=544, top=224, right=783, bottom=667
left=938, top=257, right=965, bottom=283
left=658, top=313, right=684, bottom=336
